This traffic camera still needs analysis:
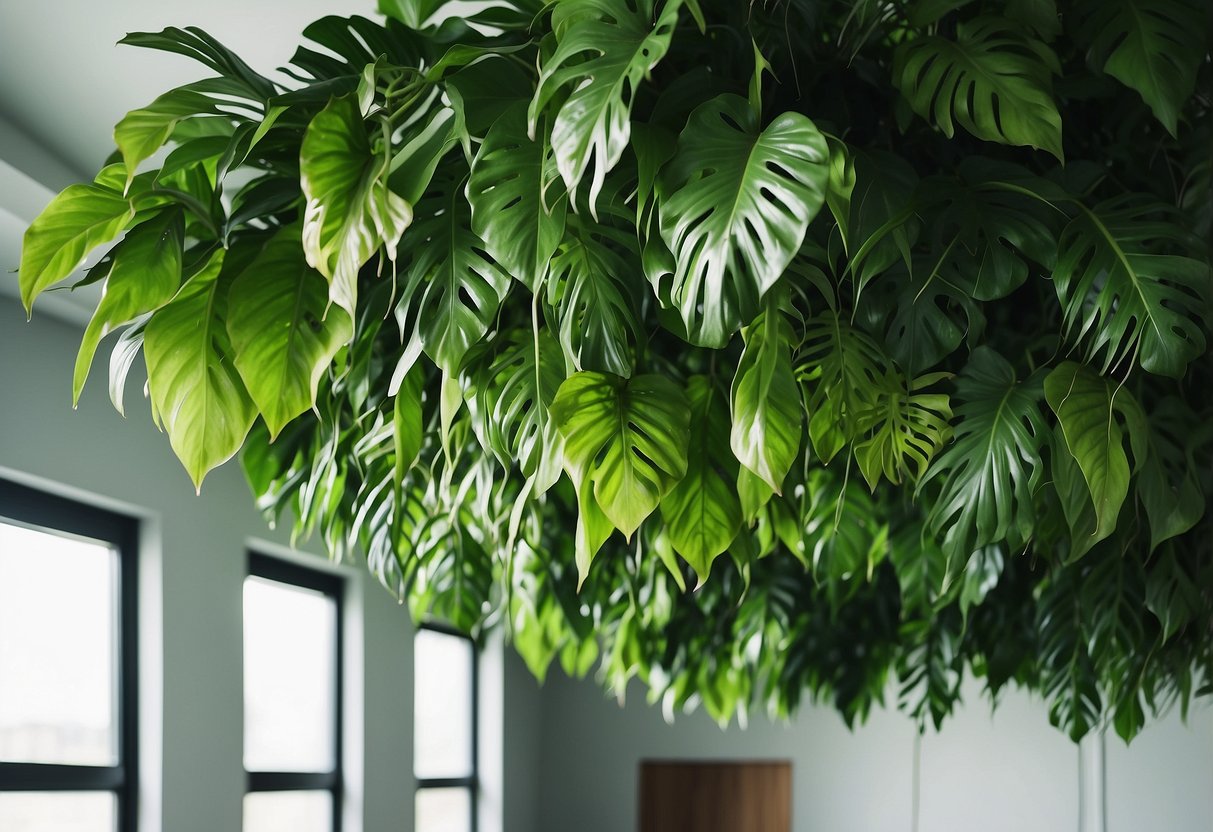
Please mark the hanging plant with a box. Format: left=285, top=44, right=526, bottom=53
left=19, top=0, right=1213, bottom=741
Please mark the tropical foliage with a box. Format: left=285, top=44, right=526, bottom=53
left=19, top=0, right=1213, bottom=741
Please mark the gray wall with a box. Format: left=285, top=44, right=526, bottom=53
left=535, top=668, right=1213, bottom=832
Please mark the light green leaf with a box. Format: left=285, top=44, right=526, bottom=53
left=1053, top=195, right=1209, bottom=379
left=658, top=94, right=829, bottom=346
left=227, top=227, right=353, bottom=439
left=468, top=103, right=568, bottom=291
left=301, top=93, right=412, bottom=317
left=144, top=249, right=257, bottom=490
left=894, top=16, right=1063, bottom=159
left=1045, top=361, right=1147, bottom=551
left=378, top=0, right=450, bottom=28
left=662, top=376, right=742, bottom=585
left=921, top=347, right=1048, bottom=561
left=853, top=370, right=953, bottom=491
left=1075, top=0, right=1205, bottom=135
left=19, top=171, right=135, bottom=312
left=730, top=307, right=802, bottom=493
left=551, top=371, right=691, bottom=539
left=393, top=365, right=425, bottom=486
left=529, top=0, right=681, bottom=207
left=73, top=208, right=185, bottom=403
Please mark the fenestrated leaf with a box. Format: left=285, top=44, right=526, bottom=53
left=545, top=218, right=642, bottom=377
left=551, top=371, right=691, bottom=539
left=74, top=208, right=185, bottom=403
left=1038, top=574, right=1102, bottom=742
left=1137, top=398, right=1206, bottom=551
left=528, top=0, right=681, bottom=207
left=862, top=263, right=983, bottom=375
left=921, top=347, right=1049, bottom=561
left=144, top=249, right=257, bottom=490
left=893, top=16, right=1064, bottom=159
left=1053, top=195, right=1209, bottom=379
left=853, top=370, right=953, bottom=491
left=400, top=173, right=511, bottom=375
left=1145, top=546, right=1204, bottom=642
left=1074, top=0, right=1206, bottom=135
left=300, top=93, right=412, bottom=317
left=662, top=375, right=742, bottom=585
left=227, top=226, right=354, bottom=439
left=1045, top=361, right=1147, bottom=552
left=468, top=103, right=568, bottom=291
left=730, top=307, right=802, bottom=494
left=657, top=94, right=829, bottom=346
left=19, top=167, right=136, bottom=312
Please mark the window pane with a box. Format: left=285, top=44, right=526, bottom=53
left=244, top=576, right=336, bottom=772
left=244, top=791, right=331, bottom=832
left=414, top=630, right=473, bottom=779
left=0, top=522, right=116, bottom=766
left=416, top=787, right=472, bottom=832
left=0, top=791, right=115, bottom=832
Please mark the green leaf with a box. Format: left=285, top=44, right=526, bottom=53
left=378, top=0, right=450, bottom=28
left=445, top=56, right=535, bottom=140
left=730, top=307, right=802, bottom=493
left=801, top=467, right=890, bottom=584
left=832, top=149, right=919, bottom=291
left=853, top=370, right=953, bottom=491
left=393, top=365, right=425, bottom=485
left=1045, top=361, right=1147, bottom=551
left=73, top=208, right=185, bottom=403
left=528, top=0, right=681, bottom=207
left=401, top=173, right=511, bottom=375
left=144, top=249, right=257, bottom=490
left=1145, top=547, right=1204, bottom=642
left=893, top=16, right=1063, bottom=159
left=1053, top=196, right=1209, bottom=379
left=300, top=93, right=412, bottom=317
left=19, top=171, right=135, bottom=312
left=661, top=376, right=742, bottom=585
left=468, top=103, right=568, bottom=292
left=227, top=227, right=354, bottom=439
left=120, top=27, right=277, bottom=100
left=921, top=347, right=1049, bottom=561
left=551, top=371, right=691, bottom=539
left=657, top=94, right=829, bottom=346
left=863, top=263, right=983, bottom=375
left=889, top=523, right=957, bottom=615
left=1075, top=0, right=1206, bottom=135
left=1137, top=398, right=1205, bottom=551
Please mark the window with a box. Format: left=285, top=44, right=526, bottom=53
left=414, top=624, right=478, bottom=832
left=243, top=553, right=342, bottom=832
left=0, top=478, right=138, bottom=832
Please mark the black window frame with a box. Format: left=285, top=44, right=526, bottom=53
left=0, top=477, right=139, bottom=832
left=414, top=621, right=479, bottom=832
left=243, top=552, right=344, bottom=832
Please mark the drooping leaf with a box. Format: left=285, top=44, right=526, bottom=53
left=1074, top=0, right=1206, bottom=135
left=119, top=26, right=277, bottom=101
left=144, top=249, right=258, bottom=490
left=468, top=103, right=568, bottom=291
left=227, top=227, right=354, bottom=438
left=1045, top=361, right=1148, bottom=552
left=730, top=307, right=803, bottom=494
left=921, top=347, right=1049, bottom=561
left=657, top=94, right=829, bottom=346
left=551, top=371, right=691, bottom=539
left=1136, top=398, right=1206, bottom=551
left=800, top=467, right=890, bottom=584
left=1053, top=195, right=1209, bottom=379
left=300, top=93, right=412, bottom=317
left=73, top=208, right=185, bottom=402
left=852, top=370, right=953, bottom=491
left=893, top=16, right=1064, bottom=159
left=662, top=375, right=742, bottom=584
left=528, top=0, right=681, bottom=207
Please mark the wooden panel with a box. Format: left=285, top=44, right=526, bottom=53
left=638, top=760, right=792, bottom=832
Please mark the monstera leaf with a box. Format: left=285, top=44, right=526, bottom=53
left=661, top=375, right=742, bottom=584
left=529, top=0, right=681, bottom=206
left=921, top=347, right=1049, bottom=561
left=1045, top=361, right=1147, bottom=552
left=300, top=93, right=412, bottom=316
left=144, top=249, right=258, bottom=489
left=1136, top=398, right=1206, bottom=552
left=894, top=16, right=1064, bottom=159
left=852, top=370, right=953, bottom=491
left=551, top=371, right=691, bottom=540
left=1074, top=0, right=1206, bottom=135
left=468, top=103, right=568, bottom=291
left=657, top=94, right=829, bottom=346
left=1053, top=195, right=1208, bottom=379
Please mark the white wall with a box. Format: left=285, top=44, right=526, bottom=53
left=535, top=668, right=1213, bottom=832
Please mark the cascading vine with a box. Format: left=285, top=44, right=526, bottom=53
left=18, top=0, right=1213, bottom=741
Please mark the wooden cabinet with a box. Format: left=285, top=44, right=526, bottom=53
left=638, top=760, right=792, bottom=832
